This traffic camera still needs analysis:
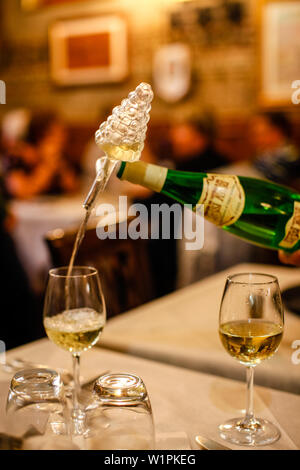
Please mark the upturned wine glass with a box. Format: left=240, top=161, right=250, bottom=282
left=218, top=273, right=284, bottom=446
left=84, top=373, right=155, bottom=450
left=5, top=368, right=78, bottom=449
left=43, top=266, right=106, bottom=433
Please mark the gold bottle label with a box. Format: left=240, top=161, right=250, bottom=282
left=279, top=201, right=300, bottom=249
left=197, top=174, right=245, bottom=226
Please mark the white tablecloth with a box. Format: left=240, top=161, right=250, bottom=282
left=0, top=339, right=299, bottom=450
left=101, top=263, right=300, bottom=394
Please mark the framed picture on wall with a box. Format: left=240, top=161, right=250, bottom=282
left=49, top=15, right=128, bottom=86
left=259, top=0, right=300, bottom=107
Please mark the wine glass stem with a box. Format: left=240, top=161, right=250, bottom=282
left=244, top=366, right=255, bottom=426
left=72, top=353, right=81, bottom=410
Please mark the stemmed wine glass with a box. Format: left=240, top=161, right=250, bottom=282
left=218, top=273, right=284, bottom=446
left=43, top=266, right=106, bottom=433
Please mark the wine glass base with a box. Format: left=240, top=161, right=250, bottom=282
left=219, top=417, right=281, bottom=446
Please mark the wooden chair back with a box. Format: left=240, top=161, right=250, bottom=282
left=45, top=216, right=154, bottom=319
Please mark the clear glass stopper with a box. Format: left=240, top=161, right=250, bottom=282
left=95, top=83, right=154, bottom=162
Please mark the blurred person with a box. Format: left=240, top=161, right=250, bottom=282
left=0, top=165, right=39, bottom=349
left=3, top=111, right=79, bottom=199
left=250, top=112, right=300, bottom=188
left=169, top=115, right=228, bottom=172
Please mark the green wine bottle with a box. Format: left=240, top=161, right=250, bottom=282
left=117, top=160, right=300, bottom=252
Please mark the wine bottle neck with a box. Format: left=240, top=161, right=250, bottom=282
left=117, top=161, right=168, bottom=192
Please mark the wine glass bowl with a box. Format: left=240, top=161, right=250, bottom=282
left=218, top=273, right=284, bottom=446
left=43, top=266, right=106, bottom=431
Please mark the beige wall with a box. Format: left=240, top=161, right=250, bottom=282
left=0, top=0, right=258, bottom=124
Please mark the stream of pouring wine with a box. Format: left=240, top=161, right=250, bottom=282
left=65, top=157, right=117, bottom=310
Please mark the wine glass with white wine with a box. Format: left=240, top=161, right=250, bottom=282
left=218, top=273, right=284, bottom=446
left=43, top=266, right=106, bottom=433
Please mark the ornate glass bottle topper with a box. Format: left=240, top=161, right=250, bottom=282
left=95, top=82, right=154, bottom=162
left=83, top=82, right=153, bottom=210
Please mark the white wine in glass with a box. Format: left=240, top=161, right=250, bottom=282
left=218, top=273, right=284, bottom=446
left=219, top=319, right=283, bottom=366
left=43, top=266, right=106, bottom=433
left=44, top=308, right=105, bottom=354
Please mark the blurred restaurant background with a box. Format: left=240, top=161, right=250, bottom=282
left=0, top=0, right=300, bottom=349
